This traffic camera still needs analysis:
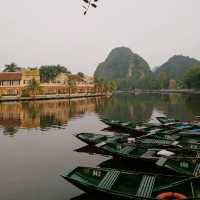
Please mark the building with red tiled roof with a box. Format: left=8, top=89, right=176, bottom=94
left=0, top=72, right=22, bottom=86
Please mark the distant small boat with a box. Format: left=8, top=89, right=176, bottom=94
left=75, top=132, right=200, bottom=152
left=179, top=129, right=200, bottom=136
left=75, top=132, right=128, bottom=145
left=149, top=129, right=200, bottom=144
left=138, top=137, right=200, bottom=152
left=100, top=118, right=137, bottom=132
left=156, top=117, right=200, bottom=131
left=75, top=132, right=200, bottom=175
left=100, top=118, right=161, bottom=134
left=61, top=167, right=200, bottom=200
left=96, top=142, right=200, bottom=162
left=156, top=116, right=179, bottom=124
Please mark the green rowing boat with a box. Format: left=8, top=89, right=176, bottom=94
left=100, top=118, right=136, bottom=132
left=75, top=132, right=200, bottom=152
left=75, top=132, right=128, bottom=145
left=101, top=118, right=162, bottom=134
left=61, top=167, right=200, bottom=200
left=96, top=142, right=200, bottom=162
left=156, top=117, right=179, bottom=124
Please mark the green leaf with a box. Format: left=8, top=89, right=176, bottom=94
left=83, top=0, right=89, bottom=3
left=91, top=3, right=97, bottom=8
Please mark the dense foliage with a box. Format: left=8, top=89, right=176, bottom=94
left=3, top=62, right=18, bottom=72
left=155, top=55, right=200, bottom=80
left=184, top=67, right=200, bottom=89
left=39, top=65, right=71, bottom=82
left=82, top=0, right=98, bottom=15
left=22, top=79, right=41, bottom=97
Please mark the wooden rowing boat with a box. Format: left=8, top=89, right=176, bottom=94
left=61, top=167, right=200, bottom=199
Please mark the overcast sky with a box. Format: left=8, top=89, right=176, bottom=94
left=0, top=0, right=200, bottom=75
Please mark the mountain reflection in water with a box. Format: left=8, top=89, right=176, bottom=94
left=0, top=93, right=200, bottom=136
left=0, top=93, right=200, bottom=200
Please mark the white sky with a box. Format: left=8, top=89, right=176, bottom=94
left=0, top=0, right=200, bottom=75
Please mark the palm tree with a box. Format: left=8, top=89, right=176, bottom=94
left=110, top=80, right=117, bottom=92
left=3, top=62, right=18, bottom=72
left=26, top=79, right=41, bottom=97
left=94, top=78, right=105, bottom=93
left=68, top=79, right=76, bottom=95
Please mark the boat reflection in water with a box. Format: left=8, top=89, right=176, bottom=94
left=70, top=193, right=100, bottom=200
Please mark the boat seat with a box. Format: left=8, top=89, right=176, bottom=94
left=107, top=136, right=121, bottom=143
left=180, top=161, right=189, bottom=168
left=136, top=175, right=156, bottom=198
left=98, top=170, right=120, bottom=190
left=193, top=162, right=200, bottom=176
left=190, top=144, right=199, bottom=150
left=196, top=152, right=200, bottom=158
left=141, top=150, right=156, bottom=158
left=96, top=136, right=122, bottom=147
left=121, top=122, right=132, bottom=126
left=96, top=141, right=106, bottom=147
left=90, top=135, right=106, bottom=141
left=166, top=135, right=181, bottom=140
left=156, top=157, right=168, bottom=166
left=119, top=146, right=135, bottom=154
left=142, top=139, right=172, bottom=145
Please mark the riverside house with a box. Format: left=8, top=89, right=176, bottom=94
left=0, top=68, right=40, bottom=96
left=0, top=68, right=97, bottom=97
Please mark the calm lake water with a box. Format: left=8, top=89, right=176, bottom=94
left=0, top=93, right=200, bottom=200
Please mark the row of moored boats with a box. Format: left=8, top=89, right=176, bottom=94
left=61, top=116, right=200, bottom=200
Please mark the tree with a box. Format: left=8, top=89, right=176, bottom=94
left=184, top=67, right=200, bottom=89
left=158, top=72, right=170, bottom=89
left=68, top=79, right=76, bottom=95
left=25, top=79, right=42, bottom=97
left=3, top=62, right=18, bottom=72
left=110, top=80, right=117, bottom=91
left=169, top=79, right=177, bottom=89
left=82, top=0, right=98, bottom=15
left=77, top=72, right=85, bottom=78
left=94, top=78, right=105, bottom=92
left=39, top=65, right=71, bottom=83
left=137, top=75, right=161, bottom=90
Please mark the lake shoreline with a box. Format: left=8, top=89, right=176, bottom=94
left=0, top=93, right=110, bottom=102
left=115, top=89, right=200, bottom=94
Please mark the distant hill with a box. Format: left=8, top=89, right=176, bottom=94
left=94, top=48, right=200, bottom=90
left=94, top=47, right=151, bottom=81
left=155, top=55, right=200, bottom=80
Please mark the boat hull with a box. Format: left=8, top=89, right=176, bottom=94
left=64, top=177, right=155, bottom=200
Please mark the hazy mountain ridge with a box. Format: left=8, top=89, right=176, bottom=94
left=155, top=55, right=200, bottom=80
left=94, top=47, right=200, bottom=89
left=94, top=47, right=151, bottom=80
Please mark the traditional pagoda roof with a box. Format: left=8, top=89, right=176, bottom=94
left=0, top=72, right=22, bottom=81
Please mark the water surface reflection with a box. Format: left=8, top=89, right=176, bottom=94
left=0, top=94, right=200, bottom=200
left=1, top=94, right=200, bottom=136
left=0, top=98, right=105, bottom=135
